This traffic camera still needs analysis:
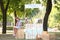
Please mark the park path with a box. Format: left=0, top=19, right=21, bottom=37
left=0, top=27, right=60, bottom=40
left=0, top=33, right=60, bottom=40
left=0, top=34, right=26, bottom=40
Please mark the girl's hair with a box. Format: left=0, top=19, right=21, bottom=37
left=15, top=17, right=20, bottom=20
left=15, top=17, right=20, bottom=26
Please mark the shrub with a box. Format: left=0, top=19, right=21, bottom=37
left=7, top=27, right=13, bottom=30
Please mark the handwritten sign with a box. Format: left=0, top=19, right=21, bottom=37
left=25, top=24, right=43, bottom=39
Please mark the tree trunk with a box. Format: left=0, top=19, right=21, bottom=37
left=43, top=0, right=52, bottom=31
left=0, top=0, right=10, bottom=34
left=2, top=10, right=7, bottom=34
left=14, top=10, right=17, bottom=26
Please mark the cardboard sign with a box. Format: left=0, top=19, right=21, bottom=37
left=25, top=24, right=43, bottom=39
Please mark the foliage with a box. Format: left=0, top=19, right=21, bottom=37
left=36, top=0, right=41, bottom=4
left=0, top=12, right=2, bottom=21
left=6, top=27, right=13, bottom=30
left=25, top=8, right=39, bottom=18
left=0, top=0, right=33, bottom=22
left=54, top=13, right=60, bottom=22
left=7, top=14, right=13, bottom=22
left=8, top=0, right=33, bottom=18
left=48, top=0, right=60, bottom=28
left=54, top=0, right=60, bottom=22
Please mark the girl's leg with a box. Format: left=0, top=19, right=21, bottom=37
left=13, top=28, right=18, bottom=36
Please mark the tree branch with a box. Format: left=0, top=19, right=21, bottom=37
left=0, top=0, right=5, bottom=13
left=5, top=0, right=10, bottom=11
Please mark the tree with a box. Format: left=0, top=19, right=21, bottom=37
left=43, top=0, right=52, bottom=31
left=0, top=0, right=10, bottom=34
left=0, top=0, right=33, bottom=34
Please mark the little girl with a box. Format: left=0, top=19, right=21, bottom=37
left=13, top=17, right=22, bottom=37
